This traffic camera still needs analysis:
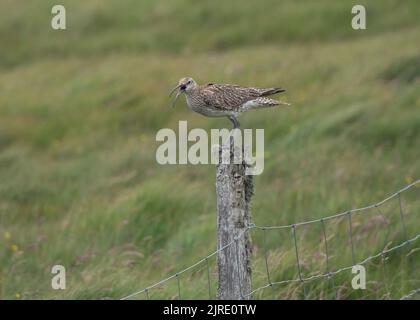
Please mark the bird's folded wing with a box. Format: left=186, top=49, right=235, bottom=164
left=202, top=84, right=262, bottom=111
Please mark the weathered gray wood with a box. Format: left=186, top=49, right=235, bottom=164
left=216, top=137, right=253, bottom=300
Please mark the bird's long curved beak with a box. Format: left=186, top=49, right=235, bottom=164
left=169, top=84, right=182, bottom=107
left=169, top=84, right=181, bottom=97
left=171, top=91, right=182, bottom=108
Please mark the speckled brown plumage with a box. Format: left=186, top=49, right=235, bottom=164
left=170, top=77, right=290, bottom=128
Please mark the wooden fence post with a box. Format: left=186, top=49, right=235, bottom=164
left=216, top=136, right=253, bottom=299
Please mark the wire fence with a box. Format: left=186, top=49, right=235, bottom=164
left=400, top=288, right=420, bottom=300
left=121, top=179, right=420, bottom=300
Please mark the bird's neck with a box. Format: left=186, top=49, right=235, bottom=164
left=184, top=88, right=198, bottom=108
left=185, top=86, right=198, bottom=96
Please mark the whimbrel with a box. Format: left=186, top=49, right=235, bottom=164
left=170, top=77, right=289, bottom=129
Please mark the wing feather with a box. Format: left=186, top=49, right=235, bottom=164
left=201, top=84, right=265, bottom=111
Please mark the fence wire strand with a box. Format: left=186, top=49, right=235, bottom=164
left=120, top=179, right=419, bottom=300
left=400, top=288, right=420, bottom=300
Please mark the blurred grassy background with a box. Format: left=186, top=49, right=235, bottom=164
left=0, top=0, right=419, bottom=299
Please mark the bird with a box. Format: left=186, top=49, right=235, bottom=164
left=169, top=77, right=290, bottom=129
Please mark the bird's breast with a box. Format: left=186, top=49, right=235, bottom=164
left=185, top=95, right=230, bottom=117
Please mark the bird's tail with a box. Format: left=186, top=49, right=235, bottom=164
left=254, top=97, right=291, bottom=108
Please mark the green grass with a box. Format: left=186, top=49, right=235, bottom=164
left=0, top=0, right=419, bottom=300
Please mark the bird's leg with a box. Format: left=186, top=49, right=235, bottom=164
left=228, top=116, right=240, bottom=129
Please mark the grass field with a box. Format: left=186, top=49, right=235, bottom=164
left=0, top=0, right=419, bottom=299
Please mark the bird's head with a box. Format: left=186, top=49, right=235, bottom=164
left=169, top=77, right=197, bottom=107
